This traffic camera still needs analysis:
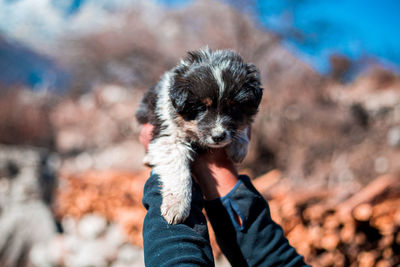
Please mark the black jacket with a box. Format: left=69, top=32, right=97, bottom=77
left=142, top=173, right=309, bottom=267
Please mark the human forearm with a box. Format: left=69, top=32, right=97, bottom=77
left=204, top=176, right=309, bottom=267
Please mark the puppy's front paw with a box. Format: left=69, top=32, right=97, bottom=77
left=161, top=194, right=190, bottom=224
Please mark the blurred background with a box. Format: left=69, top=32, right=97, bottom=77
left=0, top=0, right=399, bottom=266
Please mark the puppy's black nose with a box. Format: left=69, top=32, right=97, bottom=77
left=212, top=132, right=226, bottom=142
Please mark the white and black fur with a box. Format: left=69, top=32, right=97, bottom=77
left=136, top=48, right=263, bottom=224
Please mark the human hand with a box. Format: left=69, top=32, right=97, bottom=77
left=191, top=149, right=238, bottom=201
left=139, top=123, right=154, bottom=151
left=191, top=127, right=253, bottom=200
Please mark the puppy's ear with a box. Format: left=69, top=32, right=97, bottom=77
left=185, top=47, right=211, bottom=64
left=186, top=51, right=203, bottom=64
left=170, top=76, right=189, bottom=113
left=245, top=63, right=263, bottom=106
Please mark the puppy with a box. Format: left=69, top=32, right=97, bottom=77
left=136, top=48, right=263, bottom=224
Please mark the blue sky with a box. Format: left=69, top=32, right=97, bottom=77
left=0, top=0, right=399, bottom=80
left=256, top=0, right=400, bottom=73
left=158, top=0, right=400, bottom=73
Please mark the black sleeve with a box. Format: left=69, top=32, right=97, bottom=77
left=204, top=175, right=309, bottom=267
left=142, top=172, right=215, bottom=267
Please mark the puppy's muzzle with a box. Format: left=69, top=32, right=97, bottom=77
left=212, top=131, right=227, bottom=142
left=207, top=129, right=231, bottom=148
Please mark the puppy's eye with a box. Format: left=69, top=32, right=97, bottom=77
left=226, top=100, right=241, bottom=112
left=181, top=104, right=206, bottom=121
left=231, top=103, right=240, bottom=110
left=227, top=103, right=240, bottom=113
left=185, top=111, right=197, bottom=121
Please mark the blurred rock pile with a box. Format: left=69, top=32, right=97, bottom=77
left=0, top=145, right=57, bottom=267
left=31, top=170, right=148, bottom=267
left=30, top=214, right=145, bottom=267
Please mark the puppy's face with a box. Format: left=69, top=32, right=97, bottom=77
left=169, top=49, right=262, bottom=148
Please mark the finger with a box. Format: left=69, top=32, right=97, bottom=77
left=139, top=123, right=154, bottom=151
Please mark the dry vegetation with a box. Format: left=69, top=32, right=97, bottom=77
left=53, top=1, right=400, bottom=184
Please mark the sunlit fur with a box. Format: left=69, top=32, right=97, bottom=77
left=136, top=48, right=263, bottom=224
